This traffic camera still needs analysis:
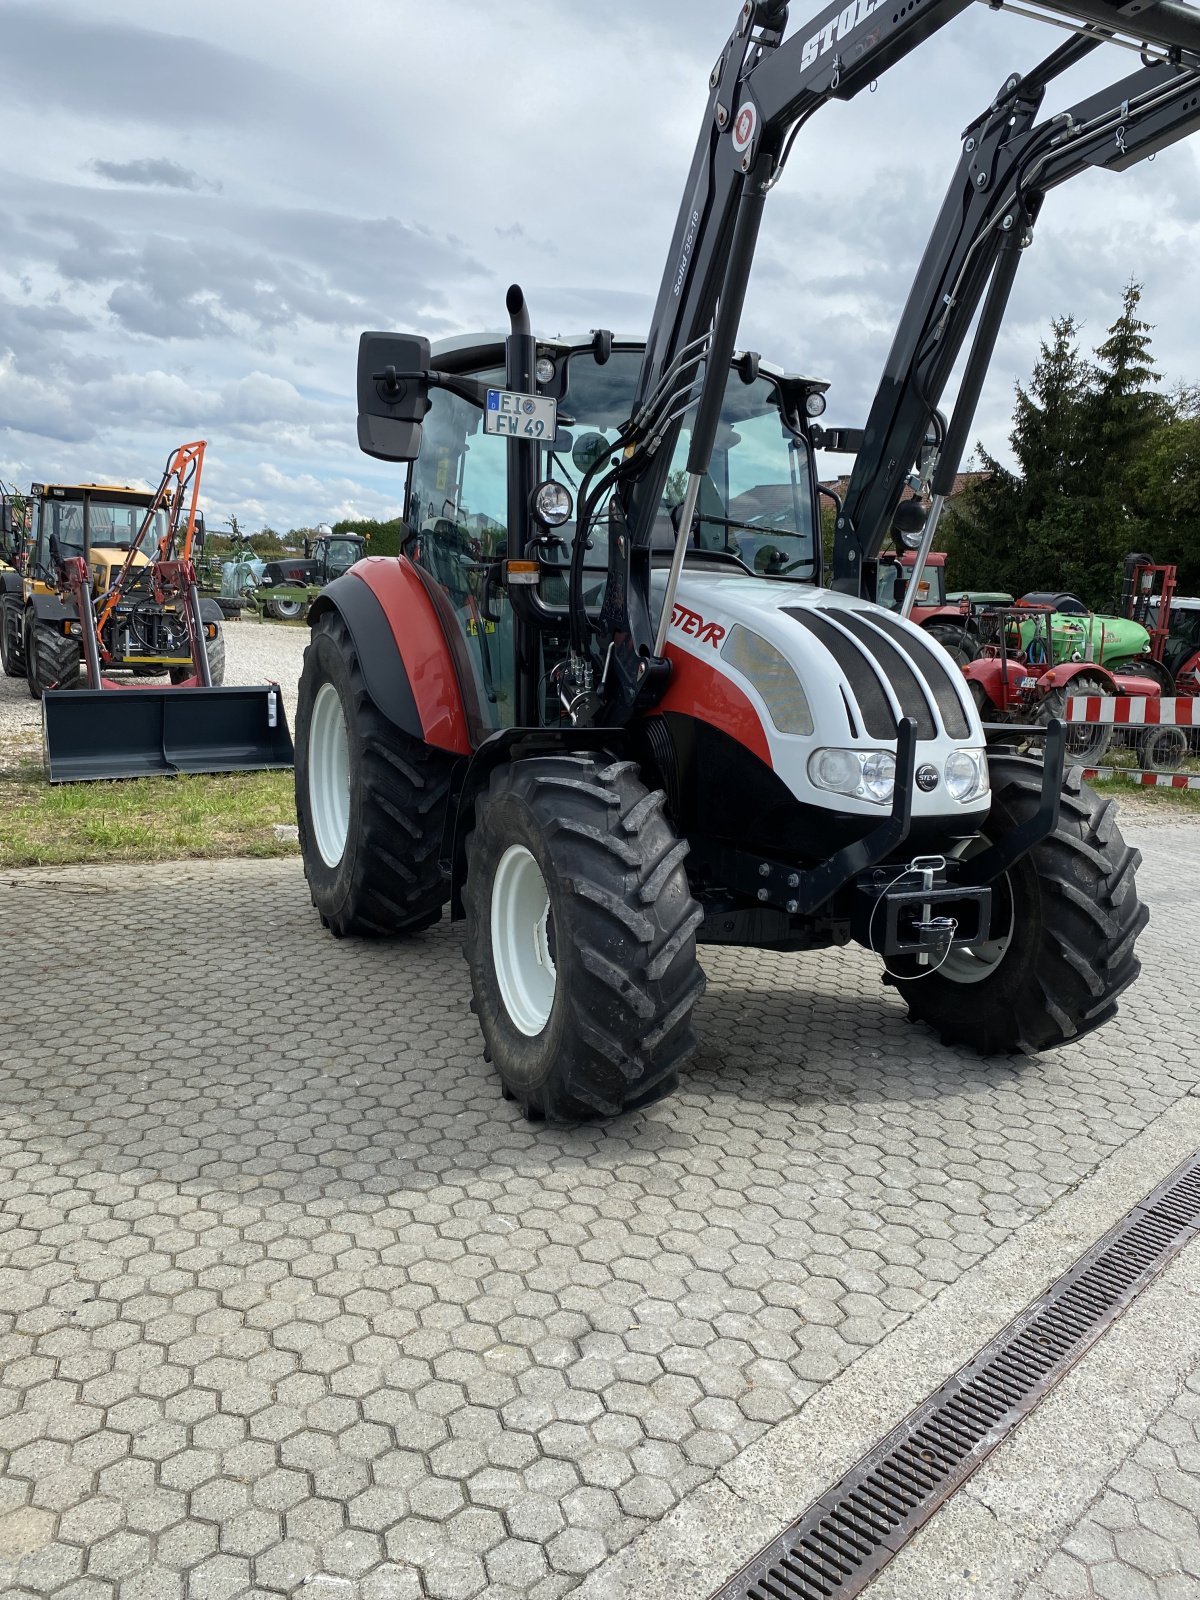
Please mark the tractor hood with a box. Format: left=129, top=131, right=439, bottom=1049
left=654, top=571, right=990, bottom=822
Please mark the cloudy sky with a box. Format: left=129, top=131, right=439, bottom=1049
left=1, top=0, right=1197, bottom=535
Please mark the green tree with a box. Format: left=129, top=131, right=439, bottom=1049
left=945, top=313, right=1097, bottom=598
left=945, top=284, right=1178, bottom=610
left=332, top=515, right=406, bottom=557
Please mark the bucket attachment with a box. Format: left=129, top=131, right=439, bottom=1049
left=42, top=684, right=295, bottom=783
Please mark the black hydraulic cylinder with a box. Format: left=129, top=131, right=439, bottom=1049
left=686, top=176, right=769, bottom=477
left=931, top=232, right=1023, bottom=499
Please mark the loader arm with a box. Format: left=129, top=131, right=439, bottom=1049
left=93, top=440, right=206, bottom=639
left=831, top=45, right=1200, bottom=593
left=579, top=0, right=1200, bottom=721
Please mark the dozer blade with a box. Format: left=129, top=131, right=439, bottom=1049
left=42, top=684, right=295, bottom=783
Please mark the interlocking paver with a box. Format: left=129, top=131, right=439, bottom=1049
left=0, top=829, right=1196, bottom=1597
left=1024, top=1367, right=1200, bottom=1600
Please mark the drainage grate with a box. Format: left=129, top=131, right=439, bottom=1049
left=712, top=1149, right=1200, bottom=1600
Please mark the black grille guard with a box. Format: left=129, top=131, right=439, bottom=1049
left=693, top=718, right=1069, bottom=918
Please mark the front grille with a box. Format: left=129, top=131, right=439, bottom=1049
left=783, top=609, right=896, bottom=740
left=861, top=611, right=972, bottom=739
left=820, top=609, right=937, bottom=740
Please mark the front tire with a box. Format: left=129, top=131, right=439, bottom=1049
left=1136, top=725, right=1187, bottom=770
left=169, top=625, right=225, bottom=686
left=464, top=755, right=705, bottom=1121
left=894, top=755, right=1147, bottom=1054
left=268, top=598, right=306, bottom=622
left=295, top=609, right=453, bottom=937
left=26, top=617, right=80, bottom=698
left=1038, top=670, right=1112, bottom=763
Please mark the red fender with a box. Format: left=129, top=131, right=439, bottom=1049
left=349, top=556, right=472, bottom=755
left=961, top=655, right=1019, bottom=709
left=1175, top=648, right=1200, bottom=697
left=1036, top=661, right=1121, bottom=693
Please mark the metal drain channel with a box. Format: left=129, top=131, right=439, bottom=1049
left=712, top=1148, right=1200, bottom=1600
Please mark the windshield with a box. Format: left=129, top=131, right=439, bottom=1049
left=326, top=538, right=363, bottom=568
left=86, top=501, right=166, bottom=553
left=551, top=352, right=817, bottom=579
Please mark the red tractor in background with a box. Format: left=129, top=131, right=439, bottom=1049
left=877, top=550, right=979, bottom=665
left=962, top=603, right=1164, bottom=765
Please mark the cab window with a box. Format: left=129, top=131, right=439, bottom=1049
left=657, top=375, right=817, bottom=578
left=406, top=367, right=515, bottom=729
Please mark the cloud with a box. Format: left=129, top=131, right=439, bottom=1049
left=91, top=158, right=214, bottom=192
left=0, top=0, right=1196, bottom=534
left=0, top=1, right=284, bottom=128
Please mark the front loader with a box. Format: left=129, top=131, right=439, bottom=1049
left=294, top=0, right=1200, bottom=1120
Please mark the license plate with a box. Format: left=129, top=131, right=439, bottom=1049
left=484, top=388, right=557, bottom=441
left=1020, top=676, right=1038, bottom=689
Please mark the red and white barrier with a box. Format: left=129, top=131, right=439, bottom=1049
left=1082, top=768, right=1200, bottom=790
left=1065, top=695, right=1198, bottom=726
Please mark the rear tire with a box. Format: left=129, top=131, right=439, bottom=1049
left=925, top=624, right=977, bottom=668
left=1119, top=658, right=1175, bottom=696
left=295, top=609, right=453, bottom=937
left=464, top=755, right=705, bottom=1121
left=0, top=596, right=26, bottom=678
left=893, top=755, right=1147, bottom=1054
left=26, top=618, right=80, bottom=698
left=269, top=598, right=306, bottom=622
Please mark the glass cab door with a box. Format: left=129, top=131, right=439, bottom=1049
left=405, top=365, right=517, bottom=731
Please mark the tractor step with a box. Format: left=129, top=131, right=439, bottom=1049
left=42, top=684, right=294, bottom=782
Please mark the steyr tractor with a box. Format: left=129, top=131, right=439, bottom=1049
left=294, top=0, right=1200, bottom=1120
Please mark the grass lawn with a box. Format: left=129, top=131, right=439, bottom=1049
left=1093, top=776, right=1200, bottom=813
left=0, top=763, right=299, bottom=868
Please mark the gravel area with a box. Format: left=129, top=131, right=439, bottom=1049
left=0, top=616, right=309, bottom=770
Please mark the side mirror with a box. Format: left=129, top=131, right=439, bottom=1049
left=357, top=332, right=432, bottom=462
left=572, top=432, right=612, bottom=475
left=892, top=499, right=927, bottom=550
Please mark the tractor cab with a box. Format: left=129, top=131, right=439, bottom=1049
left=1154, top=596, right=1200, bottom=687
left=398, top=334, right=823, bottom=731
left=24, top=484, right=166, bottom=597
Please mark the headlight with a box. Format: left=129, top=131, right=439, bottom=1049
left=535, top=356, right=556, bottom=385
left=898, top=524, right=924, bottom=550
left=945, top=748, right=989, bottom=802
left=532, top=480, right=573, bottom=528
left=862, top=751, right=896, bottom=802
left=805, top=392, right=827, bottom=418
left=720, top=625, right=813, bottom=735
left=808, top=747, right=896, bottom=804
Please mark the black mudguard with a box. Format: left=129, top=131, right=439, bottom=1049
left=309, top=576, right=424, bottom=743
left=30, top=592, right=73, bottom=624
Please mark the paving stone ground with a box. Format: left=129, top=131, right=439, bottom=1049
left=0, top=817, right=1197, bottom=1599
left=1022, top=1370, right=1200, bottom=1600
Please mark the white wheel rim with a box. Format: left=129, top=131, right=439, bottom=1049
left=938, top=838, right=1016, bottom=984
left=308, top=680, right=351, bottom=868
left=491, top=844, right=556, bottom=1036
